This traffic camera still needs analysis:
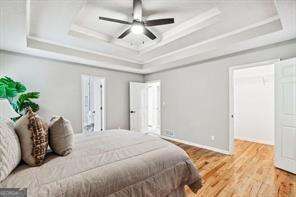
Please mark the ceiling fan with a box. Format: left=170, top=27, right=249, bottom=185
left=99, top=0, right=175, bottom=40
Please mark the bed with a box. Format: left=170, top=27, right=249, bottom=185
left=0, top=130, right=202, bottom=197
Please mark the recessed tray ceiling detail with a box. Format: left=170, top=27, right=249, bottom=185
left=1, top=0, right=295, bottom=73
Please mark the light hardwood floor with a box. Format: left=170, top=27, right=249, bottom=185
left=173, top=140, right=296, bottom=197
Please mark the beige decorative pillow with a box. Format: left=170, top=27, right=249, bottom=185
left=14, top=109, right=48, bottom=166
left=49, top=117, right=74, bottom=156
left=0, top=120, right=21, bottom=182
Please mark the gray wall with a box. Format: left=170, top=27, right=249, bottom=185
left=0, top=51, right=143, bottom=133
left=145, top=39, right=296, bottom=151
left=2, top=39, right=296, bottom=151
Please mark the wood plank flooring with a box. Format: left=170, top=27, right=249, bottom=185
left=173, top=140, right=296, bottom=197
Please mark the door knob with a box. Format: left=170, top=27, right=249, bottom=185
left=130, top=110, right=136, bottom=114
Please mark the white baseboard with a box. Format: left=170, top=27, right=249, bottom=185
left=235, top=137, right=274, bottom=145
left=161, top=135, right=231, bottom=155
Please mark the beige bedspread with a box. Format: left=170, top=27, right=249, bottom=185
left=0, top=130, right=202, bottom=197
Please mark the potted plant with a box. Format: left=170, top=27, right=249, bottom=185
left=0, top=76, right=40, bottom=117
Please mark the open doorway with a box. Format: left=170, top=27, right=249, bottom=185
left=129, top=81, right=161, bottom=135
left=229, top=60, right=279, bottom=154
left=234, top=65, right=274, bottom=144
left=81, top=75, right=105, bottom=133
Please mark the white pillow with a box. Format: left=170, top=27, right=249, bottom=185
left=0, top=120, right=21, bottom=182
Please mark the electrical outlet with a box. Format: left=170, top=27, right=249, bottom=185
left=211, top=136, right=215, bottom=141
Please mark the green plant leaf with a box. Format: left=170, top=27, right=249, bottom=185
left=28, top=102, right=39, bottom=112
left=18, top=92, right=40, bottom=103
left=18, top=100, right=39, bottom=113
left=15, top=82, right=26, bottom=93
left=17, top=92, right=40, bottom=113
left=0, top=76, right=40, bottom=115
left=0, top=85, right=6, bottom=98
left=0, top=76, right=27, bottom=98
left=0, top=77, right=16, bottom=88
left=0, top=76, right=13, bottom=84
left=17, top=100, right=28, bottom=113
left=5, top=87, right=18, bottom=97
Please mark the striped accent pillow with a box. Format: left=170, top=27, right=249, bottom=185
left=14, top=109, right=48, bottom=166
left=0, top=120, right=21, bottom=182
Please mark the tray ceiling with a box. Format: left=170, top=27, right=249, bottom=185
left=1, top=0, right=296, bottom=73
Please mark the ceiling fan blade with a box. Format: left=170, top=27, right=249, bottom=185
left=118, top=28, right=131, bottom=39
left=143, top=28, right=157, bottom=40
left=99, top=17, right=131, bottom=25
left=144, top=18, right=175, bottom=26
left=133, top=0, right=142, bottom=21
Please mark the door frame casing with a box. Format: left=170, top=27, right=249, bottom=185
left=81, top=74, right=106, bottom=133
left=228, top=59, right=280, bottom=154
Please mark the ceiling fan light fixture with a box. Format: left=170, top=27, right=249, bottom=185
left=131, top=23, right=144, bottom=34
left=99, top=0, right=174, bottom=40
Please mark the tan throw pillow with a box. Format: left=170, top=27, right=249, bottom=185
left=0, top=120, right=21, bottom=182
left=49, top=117, right=74, bottom=156
left=14, top=109, right=48, bottom=166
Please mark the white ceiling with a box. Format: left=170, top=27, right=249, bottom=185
left=0, top=0, right=295, bottom=74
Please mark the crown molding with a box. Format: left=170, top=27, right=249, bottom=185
left=143, top=15, right=282, bottom=68
left=139, top=8, right=221, bottom=54
left=68, top=24, right=141, bottom=57
left=27, top=36, right=143, bottom=68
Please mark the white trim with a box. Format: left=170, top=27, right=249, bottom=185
left=101, top=78, right=106, bottom=131
left=161, top=135, right=231, bottom=155
left=25, top=0, right=31, bottom=37
left=69, top=24, right=111, bottom=43
left=27, top=36, right=141, bottom=65
left=139, top=8, right=221, bottom=53
left=69, top=24, right=140, bottom=54
left=228, top=59, right=280, bottom=154
left=142, top=15, right=281, bottom=65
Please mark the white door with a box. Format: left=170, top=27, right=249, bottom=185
left=82, top=75, right=105, bottom=133
left=147, top=81, right=161, bottom=135
left=93, top=79, right=103, bottom=132
left=275, top=58, right=296, bottom=174
left=130, top=82, right=147, bottom=132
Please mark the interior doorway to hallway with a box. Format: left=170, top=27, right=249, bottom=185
left=228, top=60, right=279, bottom=154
